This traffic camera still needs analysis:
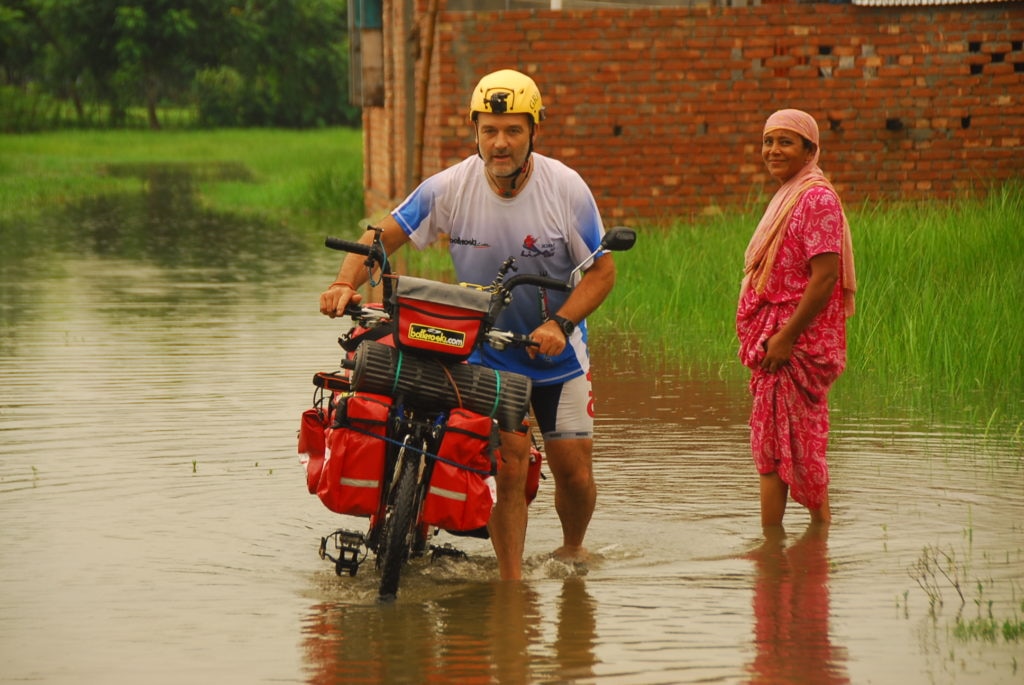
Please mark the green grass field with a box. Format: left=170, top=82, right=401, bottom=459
left=607, top=187, right=1023, bottom=430
left=2, top=128, right=1020, bottom=430
left=0, top=128, right=364, bottom=222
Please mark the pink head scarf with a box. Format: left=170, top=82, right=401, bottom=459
left=742, top=109, right=857, bottom=317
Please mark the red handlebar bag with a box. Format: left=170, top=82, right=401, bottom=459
left=421, top=408, right=498, bottom=531
left=317, top=393, right=392, bottom=517
left=391, top=276, right=491, bottom=362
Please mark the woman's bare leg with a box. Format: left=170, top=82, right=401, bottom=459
left=759, top=472, right=788, bottom=528
left=809, top=490, right=831, bottom=524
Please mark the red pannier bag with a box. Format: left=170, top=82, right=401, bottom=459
left=421, top=408, right=498, bottom=531
left=298, top=406, right=330, bottom=494
left=317, top=392, right=392, bottom=517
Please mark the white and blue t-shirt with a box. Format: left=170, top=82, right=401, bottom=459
left=391, top=153, right=605, bottom=385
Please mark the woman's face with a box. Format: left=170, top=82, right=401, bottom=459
left=762, top=128, right=815, bottom=183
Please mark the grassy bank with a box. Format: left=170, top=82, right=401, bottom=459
left=2, top=129, right=1020, bottom=430
left=0, top=128, right=364, bottom=225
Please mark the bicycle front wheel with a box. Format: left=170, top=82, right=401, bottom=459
left=377, top=442, right=423, bottom=601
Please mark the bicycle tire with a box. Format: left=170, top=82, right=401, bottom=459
left=377, top=442, right=423, bottom=600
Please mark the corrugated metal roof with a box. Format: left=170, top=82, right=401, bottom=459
left=852, top=0, right=1012, bottom=6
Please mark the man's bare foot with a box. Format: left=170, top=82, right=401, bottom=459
left=551, top=545, right=590, bottom=564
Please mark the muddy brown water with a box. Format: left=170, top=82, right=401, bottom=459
left=1, top=181, right=1021, bottom=684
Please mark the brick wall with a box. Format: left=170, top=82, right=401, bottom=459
left=364, top=2, right=1024, bottom=223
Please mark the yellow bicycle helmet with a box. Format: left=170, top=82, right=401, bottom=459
left=469, top=69, right=545, bottom=124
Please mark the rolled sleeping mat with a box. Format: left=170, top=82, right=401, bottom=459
left=349, top=340, right=531, bottom=432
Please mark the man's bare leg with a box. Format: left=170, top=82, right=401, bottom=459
left=544, top=437, right=595, bottom=562
left=489, top=430, right=531, bottom=579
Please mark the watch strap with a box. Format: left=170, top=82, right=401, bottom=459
left=548, top=314, right=575, bottom=338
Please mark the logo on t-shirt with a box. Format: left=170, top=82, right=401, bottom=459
left=521, top=234, right=555, bottom=258
left=450, top=236, right=489, bottom=248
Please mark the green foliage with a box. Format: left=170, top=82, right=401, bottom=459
left=194, top=66, right=245, bottom=127
left=0, top=0, right=360, bottom=131
left=230, top=0, right=358, bottom=128
left=595, top=210, right=756, bottom=378
left=910, top=543, right=1024, bottom=645
left=305, top=161, right=365, bottom=218
left=842, top=183, right=1024, bottom=421
left=0, top=84, right=63, bottom=132
left=0, top=127, right=364, bottom=222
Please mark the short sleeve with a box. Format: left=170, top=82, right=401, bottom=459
left=796, top=186, right=844, bottom=260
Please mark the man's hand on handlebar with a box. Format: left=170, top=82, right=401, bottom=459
left=319, top=282, right=363, bottom=318
left=528, top=319, right=568, bottom=358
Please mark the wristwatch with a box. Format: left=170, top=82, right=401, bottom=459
left=548, top=314, right=575, bottom=339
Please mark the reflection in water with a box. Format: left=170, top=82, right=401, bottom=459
left=0, top=160, right=321, bottom=354
left=302, top=578, right=598, bottom=684
left=554, top=577, right=599, bottom=681
left=4, top=161, right=311, bottom=274
left=747, top=524, right=849, bottom=684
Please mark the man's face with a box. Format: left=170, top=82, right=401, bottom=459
left=475, top=112, right=534, bottom=178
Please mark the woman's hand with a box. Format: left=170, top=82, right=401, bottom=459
left=760, top=252, right=840, bottom=372
left=761, top=333, right=795, bottom=373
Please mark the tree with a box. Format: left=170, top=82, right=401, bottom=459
left=0, top=0, right=359, bottom=130
left=230, top=0, right=356, bottom=127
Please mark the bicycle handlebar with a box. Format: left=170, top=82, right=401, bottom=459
left=324, top=236, right=372, bottom=256
left=326, top=231, right=574, bottom=353
left=484, top=329, right=538, bottom=350
left=502, top=273, right=570, bottom=293
left=342, top=304, right=371, bottom=319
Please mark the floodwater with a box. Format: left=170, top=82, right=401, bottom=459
left=1, top=167, right=1021, bottom=684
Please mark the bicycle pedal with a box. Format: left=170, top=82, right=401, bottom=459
left=429, top=543, right=469, bottom=562
left=319, top=529, right=369, bottom=577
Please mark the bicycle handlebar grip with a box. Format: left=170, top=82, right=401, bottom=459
left=503, top=274, right=570, bottom=292
left=522, top=336, right=540, bottom=348
left=343, top=304, right=367, bottom=318
left=324, top=236, right=371, bottom=255
left=509, top=332, right=538, bottom=348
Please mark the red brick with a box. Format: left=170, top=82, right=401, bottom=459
left=363, top=3, right=1024, bottom=222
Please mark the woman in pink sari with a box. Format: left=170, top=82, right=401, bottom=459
left=737, top=109, right=857, bottom=529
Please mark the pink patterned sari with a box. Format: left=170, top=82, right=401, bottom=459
left=736, top=186, right=849, bottom=509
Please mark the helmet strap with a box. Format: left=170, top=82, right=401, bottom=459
left=485, top=153, right=533, bottom=198
left=508, top=152, right=532, bottom=191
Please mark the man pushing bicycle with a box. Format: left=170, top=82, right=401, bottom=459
left=319, top=68, right=618, bottom=580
